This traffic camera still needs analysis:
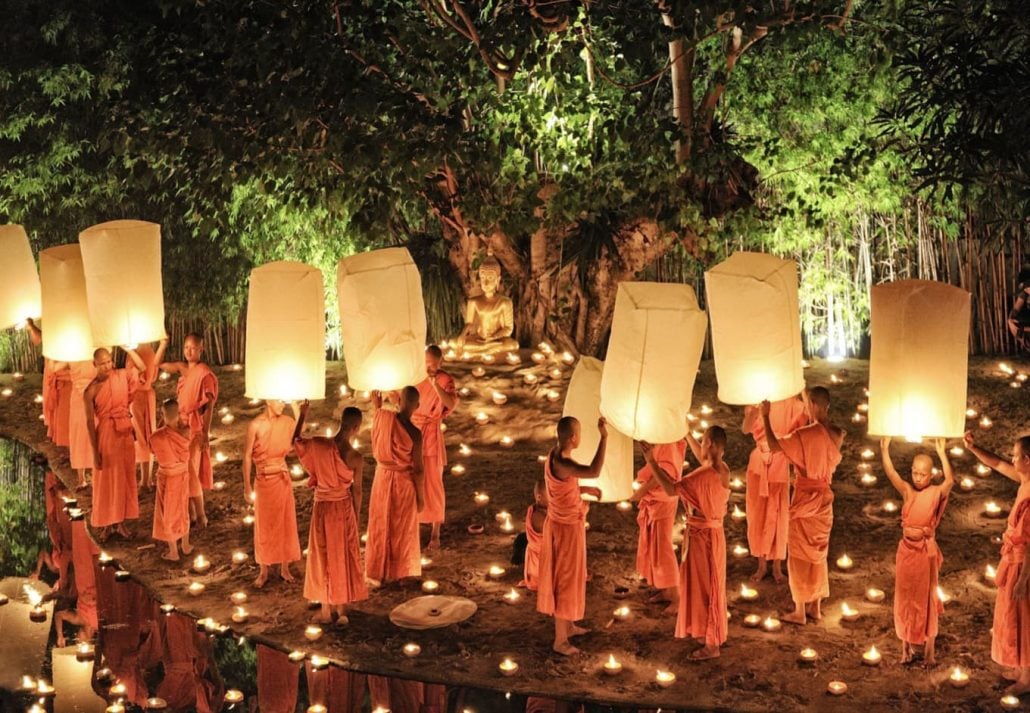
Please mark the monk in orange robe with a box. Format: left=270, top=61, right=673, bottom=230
left=257, top=644, right=300, bottom=713
left=966, top=433, right=1030, bottom=695
left=413, top=345, right=457, bottom=551
left=761, top=387, right=844, bottom=625
left=131, top=337, right=167, bottom=490
left=366, top=387, right=424, bottom=585
left=881, top=436, right=953, bottom=664
left=160, top=333, right=218, bottom=527
left=742, top=396, right=809, bottom=582
left=243, top=399, right=301, bottom=588
left=157, top=611, right=224, bottom=713
left=150, top=398, right=194, bottom=561
left=294, top=401, right=368, bottom=624
left=520, top=479, right=547, bottom=591
left=306, top=661, right=367, bottom=713
left=537, top=415, right=607, bottom=655
left=645, top=427, right=730, bottom=659
left=85, top=347, right=144, bottom=540
left=69, top=360, right=98, bottom=489
left=25, top=318, right=72, bottom=448
left=632, top=439, right=686, bottom=609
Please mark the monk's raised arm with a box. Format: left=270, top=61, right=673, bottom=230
left=965, top=431, right=1019, bottom=482
left=879, top=437, right=909, bottom=499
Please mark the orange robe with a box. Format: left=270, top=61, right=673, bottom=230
left=894, top=484, right=947, bottom=645
left=413, top=371, right=456, bottom=524
left=306, top=661, right=367, bottom=713
left=993, top=481, right=1030, bottom=668
left=635, top=441, right=686, bottom=589
left=150, top=425, right=191, bottom=542
left=523, top=503, right=544, bottom=591
left=257, top=644, right=299, bottom=713
left=537, top=451, right=588, bottom=621
left=176, top=363, right=219, bottom=491
left=157, top=612, right=223, bottom=713
left=251, top=414, right=301, bottom=565
left=297, top=437, right=368, bottom=605
left=675, top=465, right=729, bottom=645
left=745, top=398, right=808, bottom=561
left=90, top=368, right=139, bottom=527
left=42, top=361, right=55, bottom=435
left=365, top=409, right=421, bottom=583
left=778, top=422, right=841, bottom=604
left=130, top=344, right=159, bottom=464
left=68, top=361, right=97, bottom=470
left=369, top=675, right=429, bottom=713
left=51, top=366, right=72, bottom=447
left=69, top=519, right=99, bottom=631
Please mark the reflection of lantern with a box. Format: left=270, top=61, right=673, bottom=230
left=599, top=282, right=707, bottom=443
left=705, top=252, right=804, bottom=404
left=0, top=225, right=41, bottom=329
left=40, top=245, right=95, bottom=361
left=79, top=220, right=165, bottom=346
left=245, top=261, right=326, bottom=400
left=867, top=280, right=970, bottom=440
left=563, top=357, right=635, bottom=502
left=336, top=248, right=427, bottom=390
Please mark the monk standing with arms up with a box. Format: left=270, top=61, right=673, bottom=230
left=69, top=359, right=98, bottom=490
left=293, top=401, right=368, bottom=624
left=149, top=399, right=193, bottom=561
left=366, top=387, right=424, bottom=586
left=632, top=437, right=686, bottom=611
left=881, top=437, right=954, bottom=665
left=160, top=334, right=218, bottom=528
left=25, top=318, right=72, bottom=449
left=644, top=427, right=730, bottom=660
left=965, top=432, right=1030, bottom=695
left=85, top=347, right=144, bottom=541
left=243, top=400, right=301, bottom=588
left=537, top=416, right=607, bottom=656
left=413, top=345, right=457, bottom=551
left=761, top=387, right=844, bottom=625
left=131, top=338, right=168, bottom=490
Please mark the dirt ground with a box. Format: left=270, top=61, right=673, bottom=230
left=1, top=352, right=1029, bottom=712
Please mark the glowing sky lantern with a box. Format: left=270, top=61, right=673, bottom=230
left=563, top=357, right=635, bottom=502
left=704, top=251, right=805, bottom=404
left=0, top=225, right=41, bottom=329
left=79, top=220, right=165, bottom=347
left=867, top=280, right=970, bottom=440
left=599, top=282, right=707, bottom=443
left=336, top=247, right=427, bottom=390
left=39, top=245, right=95, bottom=361
left=245, top=261, right=326, bottom=401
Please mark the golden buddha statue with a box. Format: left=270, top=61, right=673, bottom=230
left=455, top=253, right=519, bottom=354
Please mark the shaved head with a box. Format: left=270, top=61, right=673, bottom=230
left=340, top=406, right=362, bottom=433
left=425, top=345, right=443, bottom=360
left=706, top=425, right=727, bottom=450
left=557, top=416, right=579, bottom=443
left=808, top=386, right=831, bottom=408
left=912, top=454, right=934, bottom=471
left=93, top=347, right=111, bottom=362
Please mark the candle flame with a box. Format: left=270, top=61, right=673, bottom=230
left=23, top=584, right=42, bottom=607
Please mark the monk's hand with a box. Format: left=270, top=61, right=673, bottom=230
left=299, top=399, right=310, bottom=414
left=880, top=436, right=891, bottom=450
left=597, top=417, right=608, bottom=439
left=370, top=391, right=383, bottom=409
left=580, top=485, right=602, bottom=501
left=760, top=399, right=771, bottom=416
left=933, top=437, right=947, bottom=456
left=963, top=430, right=975, bottom=448
left=415, top=492, right=425, bottom=514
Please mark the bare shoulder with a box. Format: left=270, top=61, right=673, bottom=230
left=344, top=448, right=364, bottom=469
left=828, top=424, right=845, bottom=445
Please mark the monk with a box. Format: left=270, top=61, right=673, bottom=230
left=742, top=396, right=809, bottom=582
left=881, top=436, right=953, bottom=665
left=965, top=432, right=1030, bottom=695
left=413, top=345, right=457, bottom=551
left=150, top=398, right=194, bottom=561
left=131, top=338, right=168, bottom=490
left=519, top=479, right=548, bottom=591
left=85, top=347, right=144, bottom=540
left=365, top=387, right=424, bottom=586
left=26, top=317, right=73, bottom=449
left=243, top=399, right=301, bottom=588
left=632, top=437, right=686, bottom=610
left=761, top=387, right=844, bottom=625
left=537, top=415, right=607, bottom=655
left=160, top=334, right=219, bottom=528
left=293, top=401, right=368, bottom=624
left=69, top=359, right=98, bottom=489
left=645, top=427, right=730, bottom=659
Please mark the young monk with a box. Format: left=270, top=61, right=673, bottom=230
left=85, top=347, right=144, bottom=541
left=243, top=399, right=301, bottom=588
left=742, top=396, right=809, bottom=583
left=881, top=436, right=954, bottom=665
left=644, top=427, right=730, bottom=659
left=965, top=432, right=1030, bottom=695
left=160, top=334, right=219, bottom=528
left=761, top=387, right=844, bottom=625
left=131, top=338, right=168, bottom=490
left=150, top=399, right=194, bottom=561
left=69, top=359, right=98, bottom=489
left=293, top=401, right=368, bottom=624
left=632, top=437, right=686, bottom=611
left=413, top=345, right=457, bottom=551
left=537, top=415, right=607, bottom=656
left=519, top=479, right=548, bottom=591
left=365, top=387, right=424, bottom=586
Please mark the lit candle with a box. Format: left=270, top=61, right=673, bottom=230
left=506, top=352, right=521, bottom=365
left=546, top=389, right=560, bottom=402
left=858, top=462, right=872, bottom=472
left=827, top=681, right=848, bottom=696
left=860, top=473, right=877, bottom=487
left=799, top=647, right=817, bottom=664
left=221, top=413, right=235, bottom=425
left=491, top=391, right=508, bottom=405
left=99, top=551, right=114, bottom=566
left=948, top=666, right=969, bottom=688
left=304, top=625, right=323, bottom=641
left=212, top=480, right=227, bottom=491
left=488, top=565, right=506, bottom=579
left=836, top=554, right=853, bottom=570
left=977, top=463, right=991, bottom=476
left=1001, top=694, right=1021, bottom=709
left=403, top=642, right=421, bottom=657
left=160, top=603, right=175, bottom=614
left=731, top=504, right=746, bottom=521
left=862, top=645, right=882, bottom=666
left=77, top=642, right=96, bottom=661
left=472, top=366, right=486, bottom=378
left=762, top=616, right=782, bottom=632
left=617, top=501, right=633, bottom=512
left=243, top=513, right=255, bottom=525
left=865, top=588, right=885, bottom=603
left=739, top=583, right=758, bottom=601
left=499, top=658, right=519, bottom=676
left=860, top=448, right=875, bottom=460
left=0, top=388, right=12, bottom=397
left=458, top=386, right=471, bottom=397
left=524, top=373, right=538, bottom=385
left=232, top=551, right=249, bottom=565
left=882, top=500, right=898, bottom=514
left=215, top=451, right=228, bottom=463
left=309, top=655, right=329, bottom=670
left=980, top=416, right=993, bottom=429
left=937, top=586, right=951, bottom=604
left=500, top=435, right=514, bottom=448
left=732, top=544, right=749, bottom=558
left=422, top=580, right=439, bottom=593
left=742, top=614, right=762, bottom=628
left=613, top=605, right=631, bottom=621
left=474, top=492, right=490, bottom=506
left=699, top=404, right=713, bottom=416
left=188, top=582, right=205, bottom=596
left=729, top=477, right=744, bottom=491
left=33, top=393, right=43, bottom=403
left=475, top=412, right=489, bottom=425
left=500, top=517, right=515, bottom=533
left=548, top=367, right=562, bottom=380
left=503, top=588, right=520, bottom=604
left=145, top=698, right=168, bottom=710
left=986, top=501, right=1003, bottom=516
left=231, top=606, right=248, bottom=623
left=458, top=443, right=472, bottom=456
left=288, top=650, right=306, bottom=663
left=602, top=654, right=623, bottom=675
left=949, top=446, right=965, bottom=457
left=960, top=477, right=975, bottom=491
left=531, top=352, right=546, bottom=364
left=450, top=464, right=466, bottom=476
left=19, top=675, right=36, bottom=691
left=114, top=569, right=131, bottom=582
left=830, top=374, right=842, bottom=384
left=841, top=602, right=860, bottom=622
left=655, top=669, right=676, bottom=688
left=986, top=564, right=997, bottom=584
left=307, top=706, right=327, bottom=713
left=999, top=362, right=1015, bottom=375
left=192, top=555, right=211, bottom=574
left=420, top=555, right=432, bottom=567
left=230, top=591, right=248, bottom=605
left=224, top=690, right=244, bottom=704
left=857, top=402, right=869, bottom=413
left=482, top=353, right=496, bottom=364
left=36, top=680, right=55, bottom=696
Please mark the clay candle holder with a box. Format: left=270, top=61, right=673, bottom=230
left=602, top=654, right=623, bottom=676
left=503, top=588, right=520, bottom=604
left=231, top=591, right=248, bottom=605
left=948, top=667, right=969, bottom=688
left=739, top=583, right=758, bottom=601
left=304, top=625, right=323, bottom=641
left=192, top=555, right=211, bottom=574
left=865, top=588, right=885, bottom=603
left=742, top=614, right=761, bottom=628
left=985, top=501, right=1003, bottom=517
left=960, top=477, right=975, bottom=492
left=422, top=580, right=440, bottom=593
left=232, top=551, right=249, bottom=565
left=613, top=605, right=631, bottom=621
left=986, top=564, right=997, bottom=584
left=450, top=464, right=466, bottom=476
left=862, top=645, right=881, bottom=666
left=617, top=501, right=633, bottom=512
left=499, top=658, right=519, bottom=677
left=402, top=642, right=421, bottom=657
left=1001, top=694, right=1021, bottom=709
left=732, top=544, right=749, bottom=558
left=799, top=648, right=818, bottom=664
left=188, top=582, right=205, bottom=596
left=841, top=602, right=860, bottom=622
left=231, top=607, right=248, bottom=624
left=827, top=681, right=848, bottom=696
left=762, top=616, right=782, bottom=632
left=836, top=554, right=854, bottom=571
left=655, top=670, right=676, bottom=688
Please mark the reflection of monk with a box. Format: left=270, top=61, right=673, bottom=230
left=306, top=662, right=366, bottom=713
left=455, top=253, right=518, bottom=353
left=257, top=644, right=299, bottom=713
left=157, top=612, right=224, bottom=713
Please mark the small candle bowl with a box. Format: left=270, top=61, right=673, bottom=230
left=948, top=666, right=970, bottom=688
left=841, top=602, right=860, bottom=622
left=739, top=583, right=758, bottom=601
left=1001, top=694, right=1021, bottom=709
left=230, top=591, right=248, bottom=605
left=231, top=607, right=248, bottom=624
left=761, top=616, right=782, bottom=632
left=467, top=524, right=485, bottom=535
left=503, top=588, right=521, bottom=604
left=192, top=555, right=211, bottom=574
left=98, top=551, right=115, bottom=566
left=531, top=352, right=546, bottom=364
left=304, top=625, right=323, bottom=641
left=472, top=366, right=486, bottom=378
left=188, top=582, right=205, bottom=596
left=499, top=658, right=519, bottom=677
left=979, top=416, right=993, bottom=429
left=422, top=580, right=440, bottom=593
left=836, top=554, right=854, bottom=571
left=976, top=464, right=991, bottom=476
left=232, top=551, right=249, bottom=565
left=473, top=492, right=490, bottom=506
left=860, top=448, right=875, bottom=460
left=732, top=544, right=749, bottom=558
left=288, top=650, right=306, bottom=663
left=307, top=706, right=328, bottom=713
left=487, top=565, right=505, bottom=579
left=309, top=655, right=329, bottom=671
left=882, top=500, right=898, bottom=514
left=29, top=605, right=47, bottom=622
left=613, top=605, right=631, bottom=621
left=243, top=514, right=255, bottom=525
left=482, top=354, right=495, bottom=364
left=655, top=669, right=676, bottom=688
left=862, top=645, right=882, bottom=666
left=731, top=505, right=746, bottom=521
left=865, top=588, right=885, bottom=603
left=617, top=501, right=633, bottom=512
left=491, top=391, right=508, bottom=405
left=827, top=681, right=848, bottom=696
left=986, top=564, right=997, bottom=584
left=212, top=480, right=227, bottom=492
left=500, top=435, right=514, bottom=448
left=76, top=642, right=96, bottom=661
left=742, top=614, right=762, bottom=628
left=506, top=352, right=521, bottom=365
left=602, top=654, right=623, bottom=676
left=985, top=501, right=1003, bottom=517
left=960, top=477, right=975, bottom=492
left=475, top=412, right=490, bottom=426
left=160, top=603, right=175, bottom=615
left=546, top=389, right=560, bottom=402
left=114, top=570, right=131, bottom=582
left=860, top=473, right=878, bottom=487
left=729, top=477, right=745, bottom=491
left=799, top=647, right=818, bottom=664
left=145, top=698, right=168, bottom=710
left=450, top=464, right=466, bottom=476
left=224, top=690, right=244, bottom=705
left=402, top=642, right=421, bottom=657
left=524, top=373, right=539, bottom=385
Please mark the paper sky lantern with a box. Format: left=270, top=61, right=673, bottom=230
left=336, top=247, right=427, bottom=390
left=79, top=220, right=165, bottom=347
left=705, top=251, right=805, bottom=404
left=868, top=279, right=970, bottom=440
left=0, top=225, right=41, bottom=329
left=563, top=357, right=635, bottom=502
left=40, top=245, right=95, bottom=361
left=245, top=261, right=326, bottom=401
left=600, top=282, right=707, bottom=443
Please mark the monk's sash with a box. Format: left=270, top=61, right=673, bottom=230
left=313, top=479, right=351, bottom=503
left=686, top=514, right=726, bottom=644
left=256, top=458, right=288, bottom=476
left=794, top=477, right=830, bottom=492
left=157, top=463, right=189, bottom=479
left=686, top=516, right=723, bottom=531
